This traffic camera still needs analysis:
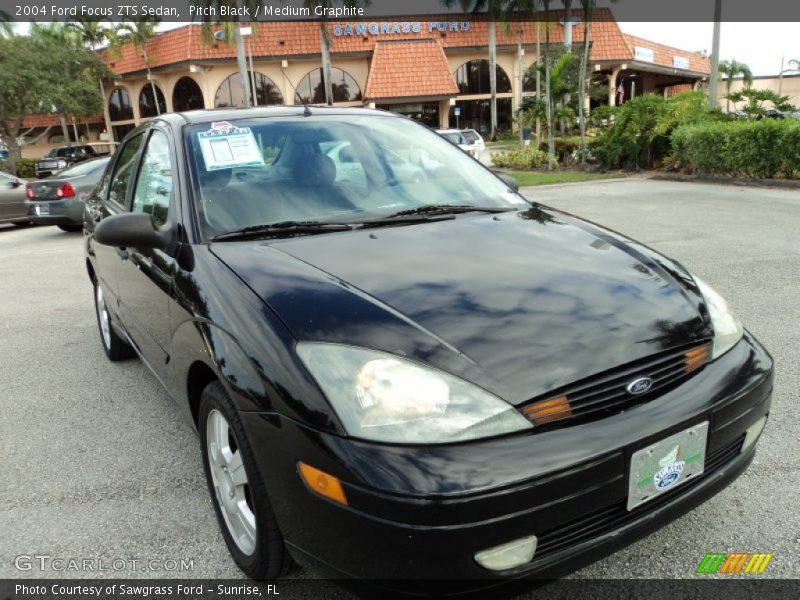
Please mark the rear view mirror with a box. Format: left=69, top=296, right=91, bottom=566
left=93, top=213, right=170, bottom=250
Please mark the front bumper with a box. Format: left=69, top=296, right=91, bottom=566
left=25, top=199, right=83, bottom=226
left=241, top=332, right=773, bottom=595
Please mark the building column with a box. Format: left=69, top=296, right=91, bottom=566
left=607, top=67, right=622, bottom=107
left=439, top=99, right=451, bottom=129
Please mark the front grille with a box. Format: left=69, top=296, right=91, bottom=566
left=532, top=434, right=745, bottom=562
left=520, top=340, right=711, bottom=430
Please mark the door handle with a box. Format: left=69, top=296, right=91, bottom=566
left=116, top=247, right=128, bottom=260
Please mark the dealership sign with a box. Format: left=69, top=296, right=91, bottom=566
left=673, top=56, right=690, bottom=70
left=634, top=46, right=655, bottom=63
left=332, top=21, right=472, bottom=37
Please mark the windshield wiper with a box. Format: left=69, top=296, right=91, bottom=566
left=210, top=220, right=354, bottom=241
left=380, top=204, right=517, bottom=219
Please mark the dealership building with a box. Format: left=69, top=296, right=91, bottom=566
left=18, top=9, right=712, bottom=155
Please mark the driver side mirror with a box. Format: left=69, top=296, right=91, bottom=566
left=94, top=212, right=170, bottom=250
left=6, top=179, right=21, bottom=189
left=495, top=172, right=520, bottom=193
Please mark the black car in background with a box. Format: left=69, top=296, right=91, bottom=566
left=84, top=108, right=772, bottom=596
left=26, top=156, right=111, bottom=232
left=35, top=143, right=115, bottom=178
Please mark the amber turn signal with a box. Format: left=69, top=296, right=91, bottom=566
left=684, top=344, right=710, bottom=374
left=298, top=462, right=348, bottom=506
left=522, top=394, right=572, bottom=425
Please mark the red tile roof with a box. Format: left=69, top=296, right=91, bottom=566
left=365, top=39, right=459, bottom=99
left=21, top=114, right=104, bottom=129
left=100, top=9, right=699, bottom=76
left=622, top=34, right=710, bottom=74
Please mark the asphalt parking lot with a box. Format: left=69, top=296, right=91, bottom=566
left=0, top=178, right=797, bottom=592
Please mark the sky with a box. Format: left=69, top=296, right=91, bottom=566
left=618, top=22, right=799, bottom=76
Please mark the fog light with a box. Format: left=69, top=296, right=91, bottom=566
left=474, top=535, right=537, bottom=571
left=741, top=416, right=767, bottom=453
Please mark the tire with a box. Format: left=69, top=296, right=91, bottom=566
left=199, top=381, right=293, bottom=580
left=59, top=224, right=83, bottom=233
left=93, top=282, right=135, bottom=361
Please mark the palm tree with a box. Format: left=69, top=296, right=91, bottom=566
left=196, top=1, right=259, bottom=107
left=113, top=18, right=162, bottom=115
left=718, top=59, right=753, bottom=111
left=308, top=1, right=372, bottom=106
left=66, top=19, right=113, bottom=141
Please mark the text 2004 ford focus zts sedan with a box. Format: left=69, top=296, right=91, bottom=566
left=84, top=108, right=772, bottom=596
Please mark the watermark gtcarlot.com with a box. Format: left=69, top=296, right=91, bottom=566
left=14, top=555, right=194, bottom=573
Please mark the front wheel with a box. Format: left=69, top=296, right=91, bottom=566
left=94, top=282, right=135, bottom=361
left=199, top=381, right=293, bottom=579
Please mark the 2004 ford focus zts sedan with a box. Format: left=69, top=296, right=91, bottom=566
left=84, top=107, right=773, bottom=596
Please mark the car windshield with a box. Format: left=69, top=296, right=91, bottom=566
left=185, top=115, right=522, bottom=239
left=56, top=157, right=109, bottom=178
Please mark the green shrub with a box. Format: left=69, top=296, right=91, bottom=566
left=492, top=145, right=550, bottom=169
left=595, top=91, right=725, bottom=169
left=671, top=119, right=800, bottom=179
left=15, top=159, right=37, bottom=179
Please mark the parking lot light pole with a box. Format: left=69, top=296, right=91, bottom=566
left=708, top=0, right=722, bottom=110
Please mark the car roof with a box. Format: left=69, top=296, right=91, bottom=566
left=166, top=105, right=401, bottom=126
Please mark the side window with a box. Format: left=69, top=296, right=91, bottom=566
left=132, top=130, right=173, bottom=227
left=108, top=134, right=144, bottom=207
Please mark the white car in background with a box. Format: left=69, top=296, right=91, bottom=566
left=460, top=129, right=486, bottom=156
left=435, top=129, right=475, bottom=156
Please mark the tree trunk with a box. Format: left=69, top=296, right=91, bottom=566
left=2, top=131, right=22, bottom=174
left=321, top=25, right=334, bottom=106
left=233, top=19, right=252, bottom=107
left=60, top=114, right=72, bottom=146
left=545, top=63, right=554, bottom=169
left=535, top=22, right=541, bottom=147
left=489, top=22, right=498, bottom=141
left=578, top=17, right=592, bottom=164
left=142, top=47, right=161, bottom=116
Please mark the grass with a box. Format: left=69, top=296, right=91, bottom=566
left=506, top=170, right=626, bottom=187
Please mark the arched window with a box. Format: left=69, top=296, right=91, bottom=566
left=139, top=83, right=167, bottom=118
left=295, top=67, right=363, bottom=104
left=108, top=88, right=133, bottom=121
left=454, top=60, right=512, bottom=95
left=173, top=77, right=205, bottom=111
left=214, top=71, right=283, bottom=108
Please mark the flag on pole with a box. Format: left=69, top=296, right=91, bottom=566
left=617, top=82, right=625, bottom=104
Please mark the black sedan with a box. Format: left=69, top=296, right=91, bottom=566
left=26, top=156, right=111, bottom=232
left=84, top=108, right=772, bottom=595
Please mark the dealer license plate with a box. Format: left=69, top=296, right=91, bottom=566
left=627, top=421, right=709, bottom=511
left=35, top=204, right=49, bottom=216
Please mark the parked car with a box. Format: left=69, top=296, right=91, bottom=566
left=322, top=141, right=426, bottom=186
left=460, top=128, right=486, bottom=155
left=435, top=128, right=475, bottom=156
left=0, top=170, right=31, bottom=226
left=25, top=156, right=111, bottom=232
left=35, top=142, right=116, bottom=178
left=85, top=108, right=772, bottom=595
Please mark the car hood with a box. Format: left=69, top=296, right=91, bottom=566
left=210, top=206, right=712, bottom=404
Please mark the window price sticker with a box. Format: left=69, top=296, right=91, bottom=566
left=198, top=121, right=265, bottom=171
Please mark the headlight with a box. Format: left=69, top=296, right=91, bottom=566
left=693, top=276, right=743, bottom=359
left=57, top=160, right=67, bottom=167
left=296, top=343, right=532, bottom=444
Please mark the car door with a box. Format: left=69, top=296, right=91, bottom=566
left=115, top=127, right=177, bottom=380
left=90, top=133, right=147, bottom=325
left=0, top=172, right=25, bottom=220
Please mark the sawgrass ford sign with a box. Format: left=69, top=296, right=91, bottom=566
left=332, top=21, right=472, bottom=37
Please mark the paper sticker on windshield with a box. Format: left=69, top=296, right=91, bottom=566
left=198, top=122, right=264, bottom=171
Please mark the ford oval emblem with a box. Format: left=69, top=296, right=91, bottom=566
left=626, top=377, right=653, bottom=395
